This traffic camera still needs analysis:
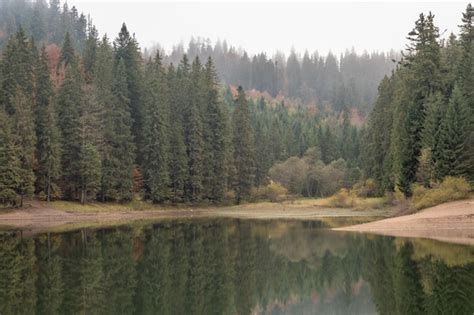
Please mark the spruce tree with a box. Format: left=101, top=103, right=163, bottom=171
left=0, top=111, right=21, bottom=206
left=12, top=89, right=37, bottom=206
left=232, top=86, right=255, bottom=204
left=113, top=23, right=144, bottom=158
left=35, top=46, right=61, bottom=201
left=59, top=32, right=75, bottom=69
left=78, top=142, right=101, bottom=204
left=167, top=64, right=187, bottom=202
left=202, top=57, right=228, bottom=201
left=0, top=28, right=34, bottom=115
left=83, top=25, right=99, bottom=81
left=57, top=59, right=83, bottom=199
left=182, top=56, right=204, bottom=202
left=434, top=85, right=471, bottom=179
left=96, top=38, right=135, bottom=202
left=142, top=53, right=170, bottom=202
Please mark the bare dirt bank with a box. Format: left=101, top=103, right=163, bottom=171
left=334, top=199, right=474, bottom=246
left=0, top=199, right=389, bottom=235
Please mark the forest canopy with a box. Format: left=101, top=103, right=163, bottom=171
left=0, top=0, right=472, bottom=206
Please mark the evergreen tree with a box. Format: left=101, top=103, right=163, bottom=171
left=78, top=142, right=101, bottom=204
left=202, top=57, right=228, bottom=201
left=0, top=28, right=34, bottom=115
left=82, top=24, right=99, bottom=81
left=59, top=32, right=75, bottom=69
left=0, top=111, right=21, bottom=206
left=113, top=23, right=144, bottom=158
left=232, top=86, right=255, bottom=204
left=434, top=85, right=471, bottom=179
left=182, top=56, right=204, bottom=202
left=97, top=42, right=135, bottom=202
left=57, top=60, right=83, bottom=199
left=12, top=89, right=37, bottom=206
left=142, top=53, right=170, bottom=202
left=35, top=46, right=61, bottom=201
left=167, top=64, right=188, bottom=202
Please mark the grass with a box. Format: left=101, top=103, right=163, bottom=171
left=43, top=200, right=167, bottom=213
left=322, top=189, right=390, bottom=210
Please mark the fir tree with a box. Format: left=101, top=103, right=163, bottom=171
left=232, top=86, right=255, bottom=204
left=182, top=56, right=204, bottom=202
left=35, top=46, right=61, bottom=201
left=434, top=85, right=471, bottom=179
left=57, top=60, right=83, bottom=199
left=0, top=111, right=21, bottom=206
left=142, top=53, right=170, bottom=202
left=59, top=32, right=75, bottom=69
left=202, top=57, right=228, bottom=201
left=0, top=28, right=34, bottom=115
left=167, top=63, right=187, bottom=202
left=113, top=23, right=144, bottom=158
left=12, top=89, right=37, bottom=206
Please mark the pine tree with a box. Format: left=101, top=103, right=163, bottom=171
left=394, top=12, right=442, bottom=196
left=12, top=89, right=37, bottom=206
left=113, top=23, right=144, bottom=158
left=0, top=28, right=34, bottom=115
left=434, top=85, right=470, bottom=179
left=182, top=56, right=204, bottom=202
left=83, top=24, right=99, bottom=81
left=59, top=32, right=75, bottom=69
left=167, top=64, right=187, bottom=202
left=95, top=38, right=135, bottom=202
left=78, top=142, right=101, bottom=204
left=57, top=60, right=83, bottom=199
left=142, top=53, right=170, bottom=202
left=232, top=86, right=255, bottom=204
left=202, top=57, right=228, bottom=201
left=35, top=46, right=61, bottom=201
left=458, top=4, right=474, bottom=181
left=0, top=111, right=21, bottom=206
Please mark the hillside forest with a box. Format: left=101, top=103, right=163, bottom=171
left=0, top=0, right=472, bottom=206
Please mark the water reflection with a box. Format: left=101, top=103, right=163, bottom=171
left=0, top=219, right=473, bottom=315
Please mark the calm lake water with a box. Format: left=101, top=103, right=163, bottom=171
left=0, top=218, right=473, bottom=315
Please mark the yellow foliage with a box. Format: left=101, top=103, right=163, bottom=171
left=412, top=177, right=471, bottom=210
left=251, top=182, right=288, bottom=202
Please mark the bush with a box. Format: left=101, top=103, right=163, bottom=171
left=327, top=189, right=356, bottom=208
left=0, top=189, right=18, bottom=207
left=412, top=177, right=471, bottom=210
left=352, top=178, right=378, bottom=197
left=251, top=182, right=288, bottom=202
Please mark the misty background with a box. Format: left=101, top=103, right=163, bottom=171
left=69, top=1, right=466, bottom=56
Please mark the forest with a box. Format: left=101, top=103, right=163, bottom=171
left=0, top=0, right=472, bottom=206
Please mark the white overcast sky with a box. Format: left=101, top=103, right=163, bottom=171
left=67, top=1, right=468, bottom=56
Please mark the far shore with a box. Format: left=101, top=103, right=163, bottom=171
left=0, top=198, right=472, bottom=246
left=334, top=199, right=474, bottom=246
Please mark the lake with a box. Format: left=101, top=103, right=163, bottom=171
left=0, top=218, right=473, bottom=314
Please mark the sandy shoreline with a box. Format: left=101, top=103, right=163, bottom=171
left=0, top=199, right=472, bottom=245
left=334, top=199, right=474, bottom=246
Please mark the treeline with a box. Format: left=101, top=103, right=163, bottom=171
left=362, top=6, right=474, bottom=196
left=0, top=22, right=360, bottom=206
left=160, top=40, right=398, bottom=113
left=0, top=0, right=88, bottom=51
left=0, top=0, right=397, bottom=115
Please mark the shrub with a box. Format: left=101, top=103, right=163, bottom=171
left=352, top=178, right=378, bottom=197
left=0, top=189, right=18, bottom=207
left=327, top=189, right=356, bottom=208
left=251, top=182, right=288, bottom=202
left=412, top=176, right=471, bottom=210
